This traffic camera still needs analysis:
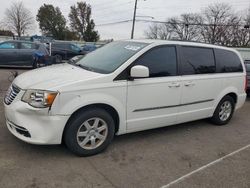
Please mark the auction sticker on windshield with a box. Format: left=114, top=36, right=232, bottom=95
left=124, top=45, right=143, bottom=51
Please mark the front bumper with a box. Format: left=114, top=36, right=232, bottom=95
left=4, top=97, right=70, bottom=145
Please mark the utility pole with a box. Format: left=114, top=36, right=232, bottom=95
left=131, top=0, right=138, bottom=39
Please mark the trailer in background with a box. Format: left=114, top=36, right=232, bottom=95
left=235, top=48, right=250, bottom=61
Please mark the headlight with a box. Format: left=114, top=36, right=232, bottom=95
left=22, top=90, right=58, bottom=108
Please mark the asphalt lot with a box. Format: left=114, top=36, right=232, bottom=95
left=0, top=68, right=250, bottom=188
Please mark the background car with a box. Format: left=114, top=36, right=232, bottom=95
left=51, top=42, right=85, bottom=63
left=68, top=55, right=84, bottom=64
left=244, top=60, right=250, bottom=95
left=0, top=40, right=49, bottom=68
left=81, top=44, right=97, bottom=54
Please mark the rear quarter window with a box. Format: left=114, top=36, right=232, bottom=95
left=214, top=49, right=243, bottom=73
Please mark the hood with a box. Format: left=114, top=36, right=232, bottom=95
left=14, top=63, right=103, bottom=90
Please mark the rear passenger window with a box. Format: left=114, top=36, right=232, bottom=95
left=181, top=46, right=216, bottom=75
left=134, top=46, right=177, bottom=77
left=215, top=49, right=243, bottom=73
left=21, top=42, right=36, bottom=49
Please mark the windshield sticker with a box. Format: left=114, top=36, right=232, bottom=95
left=124, top=45, right=142, bottom=51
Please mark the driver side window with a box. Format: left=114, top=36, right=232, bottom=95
left=134, top=46, right=177, bottom=77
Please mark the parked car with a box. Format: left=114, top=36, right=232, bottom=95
left=4, top=40, right=247, bottom=156
left=0, top=40, right=49, bottom=68
left=81, top=44, right=97, bottom=54
left=68, top=55, right=84, bottom=64
left=244, top=60, right=250, bottom=95
left=51, top=42, right=85, bottom=63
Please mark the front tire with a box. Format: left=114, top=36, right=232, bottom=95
left=210, top=96, right=235, bottom=125
left=64, top=108, right=115, bottom=156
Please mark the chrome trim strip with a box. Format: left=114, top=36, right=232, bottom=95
left=133, top=99, right=214, bottom=112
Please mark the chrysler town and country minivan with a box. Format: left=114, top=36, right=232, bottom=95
left=4, top=40, right=247, bottom=156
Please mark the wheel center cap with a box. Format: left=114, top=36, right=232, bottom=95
left=89, top=130, right=96, bottom=136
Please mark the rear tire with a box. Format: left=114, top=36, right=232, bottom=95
left=210, top=96, right=235, bottom=126
left=55, top=54, right=63, bottom=63
left=64, top=108, right=115, bottom=157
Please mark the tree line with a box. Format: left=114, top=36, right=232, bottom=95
left=2, top=1, right=250, bottom=46
left=2, top=1, right=99, bottom=42
left=145, top=3, right=250, bottom=47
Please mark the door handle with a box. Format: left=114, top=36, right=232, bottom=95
left=168, top=82, right=180, bottom=88
left=184, top=82, right=195, bottom=87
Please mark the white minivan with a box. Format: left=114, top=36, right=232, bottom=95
left=4, top=40, right=247, bottom=156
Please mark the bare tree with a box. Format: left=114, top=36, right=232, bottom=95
left=4, top=2, right=34, bottom=37
left=167, top=13, right=203, bottom=41
left=144, top=13, right=203, bottom=41
left=237, top=8, right=250, bottom=46
left=200, top=3, right=250, bottom=47
left=144, top=23, right=172, bottom=39
left=201, top=3, right=234, bottom=44
left=144, top=2, right=250, bottom=47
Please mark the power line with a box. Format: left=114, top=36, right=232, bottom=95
left=96, top=20, right=133, bottom=26
left=137, top=1, right=250, bottom=11
left=96, top=19, right=249, bottom=27
left=136, top=19, right=248, bottom=27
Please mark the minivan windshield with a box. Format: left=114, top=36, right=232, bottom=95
left=75, top=41, right=148, bottom=74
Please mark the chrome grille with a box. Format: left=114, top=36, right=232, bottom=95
left=4, top=84, right=21, bottom=105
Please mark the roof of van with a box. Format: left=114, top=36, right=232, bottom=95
left=1, top=40, right=43, bottom=45
left=125, top=39, right=236, bottom=52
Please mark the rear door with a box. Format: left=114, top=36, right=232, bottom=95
left=19, top=42, right=37, bottom=66
left=0, top=42, right=19, bottom=66
left=178, top=46, right=222, bottom=123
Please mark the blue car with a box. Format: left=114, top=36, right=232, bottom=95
left=81, top=44, right=97, bottom=54
left=0, top=40, right=49, bottom=68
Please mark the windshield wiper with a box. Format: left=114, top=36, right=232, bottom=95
left=76, top=64, right=95, bottom=72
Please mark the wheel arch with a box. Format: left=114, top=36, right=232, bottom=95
left=62, top=103, right=120, bottom=142
left=213, top=90, right=238, bottom=116
left=226, top=92, right=237, bottom=104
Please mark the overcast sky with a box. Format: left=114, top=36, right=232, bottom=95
left=0, top=0, right=250, bottom=40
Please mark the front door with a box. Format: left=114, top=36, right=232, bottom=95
left=0, top=42, right=19, bottom=66
left=126, top=45, right=182, bottom=132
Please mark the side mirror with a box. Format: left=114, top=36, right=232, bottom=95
left=130, top=65, right=149, bottom=79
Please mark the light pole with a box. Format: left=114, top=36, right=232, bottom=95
left=131, top=0, right=138, bottom=39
